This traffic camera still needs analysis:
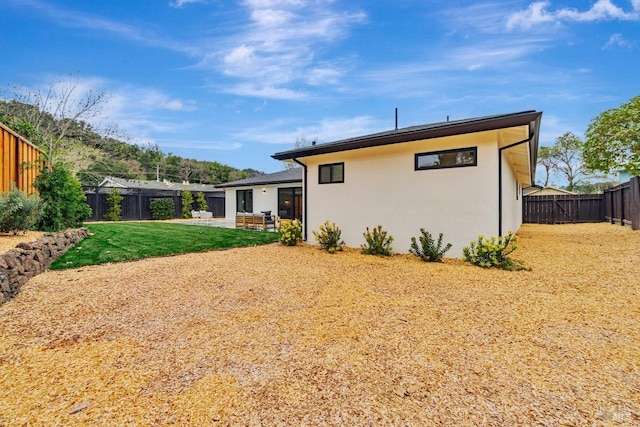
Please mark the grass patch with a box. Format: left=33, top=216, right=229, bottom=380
left=51, top=222, right=280, bottom=270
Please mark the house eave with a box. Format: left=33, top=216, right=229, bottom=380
left=272, top=111, right=543, bottom=163
left=215, top=178, right=302, bottom=189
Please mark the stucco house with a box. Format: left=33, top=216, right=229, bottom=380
left=216, top=168, right=303, bottom=222
left=272, top=111, right=542, bottom=256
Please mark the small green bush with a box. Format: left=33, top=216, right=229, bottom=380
left=279, top=219, right=302, bottom=246
left=181, top=190, right=194, bottom=219
left=0, top=187, right=42, bottom=234
left=312, top=220, right=344, bottom=253
left=35, top=165, right=91, bottom=231
left=196, top=192, right=208, bottom=211
left=104, top=187, right=123, bottom=221
left=409, top=228, right=452, bottom=262
left=150, top=198, right=175, bottom=220
left=361, top=225, right=393, bottom=256
left=462, top=231, right=528, bottom=270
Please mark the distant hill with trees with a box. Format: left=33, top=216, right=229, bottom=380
left=0, top=97, right=263, bottom=186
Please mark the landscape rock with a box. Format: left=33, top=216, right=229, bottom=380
left=0, top=228, right=89, bottom=305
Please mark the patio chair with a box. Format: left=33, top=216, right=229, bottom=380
left=191, top=210, right=201, bottom=224
left=200, top=210, right=213, bottom=224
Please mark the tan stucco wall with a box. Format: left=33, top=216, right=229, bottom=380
left=300, top=130, right=510, bottom=257
left=224, top=182, right=300, bottom=219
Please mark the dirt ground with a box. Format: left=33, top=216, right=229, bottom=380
left=1, top=223, right=639, bottom=426
left=0, top=231, right=45, bottom=253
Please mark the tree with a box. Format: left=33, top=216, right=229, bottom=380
left=104, top=187, right=123, bottom=221
left=549, top=132, right=587, bottom=192
left=537, top=146, right=555, bottom=187
left=181, top=190, right=194, bottom=218
left=584, top=94, right=640, bottom=175
left=5, top=76, right=110, bottom=171
left=196, top=192, right=208, bottom=211
left=35, top=165, right=92, bottom=231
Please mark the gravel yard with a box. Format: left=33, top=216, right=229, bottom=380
left=1, top=223, right=639, bottom=425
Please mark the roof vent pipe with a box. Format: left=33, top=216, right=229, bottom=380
left=312, top=140, right=316, bottom=146
left=447, top=115, right=450, bottom=122
left=395, top=108, right=398, bottom=130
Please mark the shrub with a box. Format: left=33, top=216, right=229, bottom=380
left=196, top=192, right=208, bottom=211
left=279, top=219, right=302, bottom=246
left=462, top=231, right=528, bottom=270
left=150, top=198, right=175, bottom=220
left=104, top=187, right=123, bottom=221
left=312, top=220, right=344, bottom=253
left=361, top=225, right=394, bottom=256
left=35, top=165, right=92, bottom=231
left=0, top=187, right=42, bottom=234
left=409, top=228, right=452, bottom=262
left=181, top=190, right=194, bottom=219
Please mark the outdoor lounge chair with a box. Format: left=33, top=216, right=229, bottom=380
left=199, top=210, right=213, bottom=224
left=191, top=210, right=201, bottom=224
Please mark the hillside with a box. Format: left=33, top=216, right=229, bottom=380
left=0, top=100, right=263, bottom=185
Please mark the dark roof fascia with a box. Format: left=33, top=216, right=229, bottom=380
left=528, top=113, right=542, bottom=183
left=272, top=111, right=542, bottom=161
left=216, top=177, right=302, bottom=189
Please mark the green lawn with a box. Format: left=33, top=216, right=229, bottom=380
left=50, top=222, right=280, bottom=270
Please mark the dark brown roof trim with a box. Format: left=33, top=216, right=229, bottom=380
left=215, top=177, right=302, bottom=188
left=272, top=111, right=542, bottom=161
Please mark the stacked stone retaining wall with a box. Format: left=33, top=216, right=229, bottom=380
left=0, top=228, right=89, bottom=304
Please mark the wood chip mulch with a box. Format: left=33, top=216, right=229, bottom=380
left=1, top=223, right=639, bottom=425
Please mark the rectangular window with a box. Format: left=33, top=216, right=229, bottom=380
left=236, top=189, right=253, bottom=212
left=318, top=162, right=344, bottom=184
left=415, top=147, right=477, bottom=170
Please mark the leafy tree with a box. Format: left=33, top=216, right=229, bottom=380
left=34, top=165, right=92, bottom=231
left=196, top=192, right=208, bottom=211
left=181, top=190, right=194, bottom=218
left=549, top=132, right=587, bottom=192
left=584, top=94, right=640, bottom=175
left=104, top=187, right=123, bottom=221
left=537, top=146, right=555, bottom=187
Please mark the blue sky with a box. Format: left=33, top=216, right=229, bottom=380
left=1, top=0, right=639, bottom=180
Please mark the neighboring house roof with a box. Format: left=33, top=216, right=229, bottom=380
left=215, top=168, right=303, bottom=188
left=525, top=186, right=576, bottom=196
left=272, top=110, right=542, bottom=183
left=98, top=176, right=221, bottom=192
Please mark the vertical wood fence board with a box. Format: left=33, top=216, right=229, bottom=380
left=630, top=176, right=640, bottom=230
left=0, top=124, right=44, bottom=195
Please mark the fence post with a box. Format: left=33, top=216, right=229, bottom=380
left=631, top=176, right=640, bottom=231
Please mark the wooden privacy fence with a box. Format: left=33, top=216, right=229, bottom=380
left=523, top=194, right=604, bottom=224
left=523, top=176, right=640, bottom=231
left=0, top=122, right=44, bottom=195
left=83, top=187, right=225, bottom=221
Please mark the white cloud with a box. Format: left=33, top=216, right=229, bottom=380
left=507, top=0, right=640, bottom=31
left=8, top=0, right=198, bottom=55
left=169, top=0, right=205, bottom=8
left=221, top=83, right=307, bottom=100
left=204, top=0, right=366, bottom=99
left=233, top=115, right=383, bottom=145
left=603, top=33, right=635, bottom=49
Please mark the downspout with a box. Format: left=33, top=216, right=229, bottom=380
left=498, top=137, right=531, bottom=236
left=292, top=158, right=308, bottom=241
